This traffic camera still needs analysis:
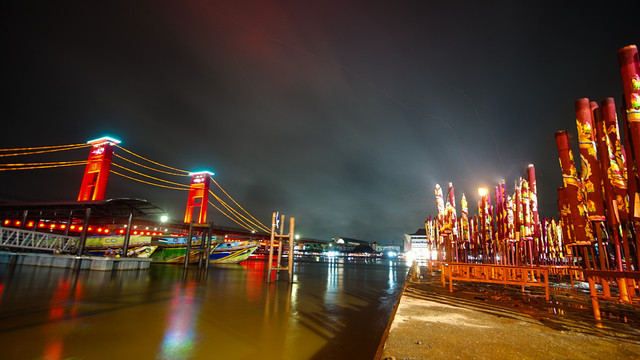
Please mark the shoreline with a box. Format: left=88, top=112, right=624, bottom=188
left=377, top=272, right=640, bottom=359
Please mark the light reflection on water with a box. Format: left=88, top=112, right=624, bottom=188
left=0, top=257, right=408, bottom=360
left=388, top=261, right=397, bottom=290
left=158, top=282, right=199, bottom=360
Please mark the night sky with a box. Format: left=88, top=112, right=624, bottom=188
left=2, top=1, right=637, bottom=245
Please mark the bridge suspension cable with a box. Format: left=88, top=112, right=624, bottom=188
left=0, top=143, right=90, bottom=158
left=110, top=170, right=190, bottom=191
left=207, top=200, right=255, bottom=231
left=0, top=160, right=88, bottom=171
left=115, top=145, right=190, bottom=174
left=111, top=163, right=191, bottom=188
left=210, top=176, right=270, bottom=231
left=208, top=190, right=255, bottom=230
left=110, top=147, right=267, bottom=232
left=113, top=153, right=190, bottom=176
left=208, top=189, right=270, bottom=233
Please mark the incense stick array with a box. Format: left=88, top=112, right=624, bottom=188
left=427, top=168, right=560, bottom=266
left=425, top=44, right=639, bottom=272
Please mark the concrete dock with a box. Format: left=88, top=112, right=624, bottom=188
left=0, top=251, right=152, bottom=271
left=377, top=276, right=640, bottom=360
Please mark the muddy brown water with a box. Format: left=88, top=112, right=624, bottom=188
left=0, top=257, right=409, bottom=360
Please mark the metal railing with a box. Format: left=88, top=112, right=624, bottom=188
left=540, top=265, right=584, bottom=290
left=0, top=226, right=79, bottom=253
left=441, top=262, right=550, bottom=300
left=583, top=269, right=640, bottom=321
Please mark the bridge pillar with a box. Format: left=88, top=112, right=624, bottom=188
left=77, top=137, right=121, bottom=201
left=184, top=171, right=214, bottom=224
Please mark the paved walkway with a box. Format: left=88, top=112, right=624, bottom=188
left=378, top=277, right=640, bottom=360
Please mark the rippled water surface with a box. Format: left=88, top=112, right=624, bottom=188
left=0, top=257, right=408, bottom=359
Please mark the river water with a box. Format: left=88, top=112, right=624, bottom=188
left=0, top=257, right=408, bottom=360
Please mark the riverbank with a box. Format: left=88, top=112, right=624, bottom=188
left=378, top=275, right=640, bottom=360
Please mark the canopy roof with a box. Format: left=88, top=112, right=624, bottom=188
left=0, top=198, right=167, bottom=224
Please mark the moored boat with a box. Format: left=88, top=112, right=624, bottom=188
left=207, top=240, right=260, bottom=263
left=84, top=235, right=259, bottom=264
left=148, top=237, right=258, bottom=264
left=85, top=235, right=156, bottom=258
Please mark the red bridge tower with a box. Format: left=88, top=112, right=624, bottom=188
left=77, top=137, right=120, bottom=201
left=184, top=171, right=214, bottom=224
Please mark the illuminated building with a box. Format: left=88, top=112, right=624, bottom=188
left=403, top=228, right=431, bottom=259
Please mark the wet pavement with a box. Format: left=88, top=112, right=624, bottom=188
left=379, top=273, right=640, bottom=360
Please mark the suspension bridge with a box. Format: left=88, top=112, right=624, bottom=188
left=0, top=136, right=286, bottom=263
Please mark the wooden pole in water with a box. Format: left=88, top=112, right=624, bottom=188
left=288, top=217, right=295, bottom=282
left=205, top=223, right=212, bottom=270
left=123, top=212, right=133, bottom=258
left=197, top=227, right=205, bottom=268
left=267, top=212, right=277, bottom=282
left=277, top=214, right=285, bottom=268
left=184, top=222, right=193, bottom=269
left=77, top=208, right=91, bottom=257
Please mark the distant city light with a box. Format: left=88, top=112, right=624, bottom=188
left=324, top=250, right=340, bottom=257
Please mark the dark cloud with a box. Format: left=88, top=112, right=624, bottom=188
left=1, top=1, right=637, bottom=245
